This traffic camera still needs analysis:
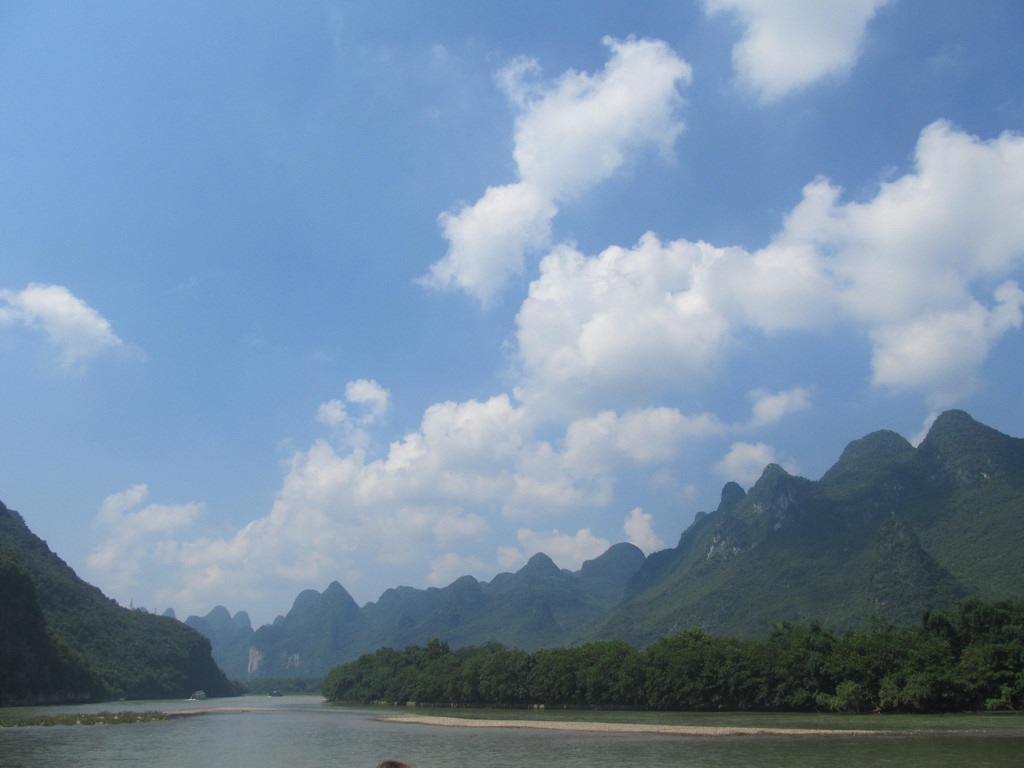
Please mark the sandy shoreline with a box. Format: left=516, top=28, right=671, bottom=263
left=378, top=713, right=889, bottom=737
left=163, top=707, right=885, bottom=735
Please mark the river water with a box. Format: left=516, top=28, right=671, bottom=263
left=2, top=696, right=1022, bottom=767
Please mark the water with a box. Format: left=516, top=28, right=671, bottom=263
left=2, top=697, right=1022, bottom=767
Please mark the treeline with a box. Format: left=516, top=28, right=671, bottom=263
left=322, top=599, right=1024, bottom=713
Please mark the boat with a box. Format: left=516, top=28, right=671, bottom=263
left=189, top=690, right=207, bottom=701
left=269, top=690, right=284, bottom=697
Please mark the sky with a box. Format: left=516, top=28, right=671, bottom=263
left=1, top=0, right=1023, bottom=627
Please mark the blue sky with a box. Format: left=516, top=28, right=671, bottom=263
left=2, top=1, right=1023, bottom=626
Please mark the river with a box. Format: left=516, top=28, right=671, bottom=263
left=1, top=696, right=1022, bottom=767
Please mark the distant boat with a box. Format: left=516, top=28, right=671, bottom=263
left=189, top=690, right=207, bottom=701
left=269, top=690, right=284, bottom=697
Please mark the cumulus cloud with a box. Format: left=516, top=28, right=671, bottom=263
left=715, top=442, right=779, bottom=487
left=514, top=527, right=611, bottom=571
left=748, top=387, right=811, bottom=428
left=562, top=407, right=725, bottom=476
left=515, top=234, right=736, bottom=414
left=705, top=0, right=891, bottom=100
left=0, top=283, right=127, bottom=365
left=515, top=121, right=1024, bottom=416
left=870, top=283, right=1024, bottom=408
left=428, top=552, right=487, bottom=587
left=624, top=507, right=664, bottom=553
left=106, top=389, right=724, bottom=617
left=88, top=485, right=203, bottom=605
left=316, top=379, right=391, bottom=448
left=346, top=379, right=391, bottom=423
left=422, top=36, right=691, bottom=302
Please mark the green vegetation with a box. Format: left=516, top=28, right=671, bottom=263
left=0, top=502, right=233, bottom=704
left=594, top=411, right=1024, bottom=643
left=322, top=599, right=1024, bottom=713
left=244, top=546, right=645, bottom=680
left=0, top=710, right=168, bottom=727
left=0, top=549, right=98, bottom=705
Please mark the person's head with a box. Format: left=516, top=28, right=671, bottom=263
left=377, top=762, right=411, bottom=768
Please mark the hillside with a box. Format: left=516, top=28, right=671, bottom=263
left=591, top=410, right=1024, bottom=643
left=199, top=543, right=646, bottom=679
left=0, top=501, right=233, bottom=704
left=0, top=549, right=97, bottom=705
left=184, top=605, right=254, bottom=681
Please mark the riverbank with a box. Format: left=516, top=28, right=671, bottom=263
left=378, top=712, right=891, bottom=737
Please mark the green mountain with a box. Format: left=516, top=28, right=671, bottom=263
left=19, top=408, right=1016, bottom=690
left=591, top=410, right=1024, bottom=643
left=184, top=606, right=254, bottom=681
left=0, top=501, right=233, bottom=704
left=0, top=549, right=98, bottom=705
left=205, top=410, right=1024, bottom=679
left=247, top=581, right=364, bottom=678
left=243, top=543, right=646, bottom=678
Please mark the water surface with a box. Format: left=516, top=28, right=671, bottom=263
left=2, top=696, right=1021, bottom=767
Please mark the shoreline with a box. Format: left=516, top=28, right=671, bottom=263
left=378, top=713, right=893, bottom=737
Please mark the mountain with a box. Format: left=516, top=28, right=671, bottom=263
left=185, top=606, right=254, bottom=681
left=591, top=410, right=1024, bottom=643
left=0, top=501, right=233, bottom=704
left=206, top=410, right=1024, bottom=679
left=0, top=549, right=97, bottom=705
left=240, top=543, right=646, bottom=679
left=247, top=581, right=364, bottom=678
left=32, top=408, right=1015, bottom=687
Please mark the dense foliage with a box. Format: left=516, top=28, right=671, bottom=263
left=0, top=549, right=98, bottom=705
left=1, top=503, right=233, bottom=703
left=322, top=600, right=1024, bottom=713
left=596, top=411, right=1024, bottom=643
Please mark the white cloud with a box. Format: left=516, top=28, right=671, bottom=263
left=88, top=485, right=203, bottom=604
left=705, top=0, right=891, bottom=101
left=515, top=527, right=611, bottom=571
left=422, top=36, right=691, bottom=302
left=345, top=378, right=391, bottom=423
left=433, top=512, right=488, bottom=544
left=515, top=121, right=1024, bottom=416
left=0, top=283, right=127, bottom=365
left=624, top=507, right=664, bottom=553
left=870, top=283, right=1024, bottom=408
left=316, top=379, right=392, bottom=448
left=562, top=407, right=725, bottom=476
left=428, top=552, right=486, bottom=587
left=98, top=484, right=149, bottom=522
left=515, top=235, right=735, bottom=415
left=748, top=387, right=811, bottom=428
left=715, top=442, right=779, bottom=487
left=316, top=399, right=347, bottom=428
left=105, top=389, right=723, bottom=618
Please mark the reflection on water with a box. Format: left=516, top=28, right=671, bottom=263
left=2, top=697, right=1022, bottom=768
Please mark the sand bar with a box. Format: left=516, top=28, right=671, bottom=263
left=379, top=713, right=890, bottom=737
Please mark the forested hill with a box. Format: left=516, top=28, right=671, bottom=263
left=0, top=501, right=232, bottom=705
left=593, top=409, right=1024, bottom=643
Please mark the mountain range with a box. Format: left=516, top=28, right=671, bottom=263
left=188, top=409, right=1024, bottom=681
